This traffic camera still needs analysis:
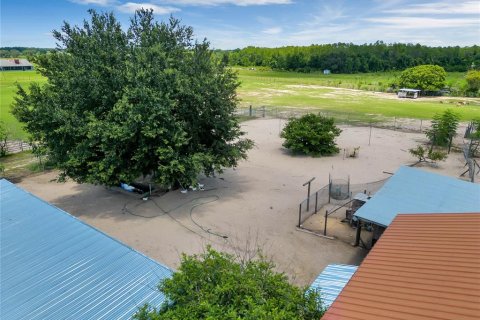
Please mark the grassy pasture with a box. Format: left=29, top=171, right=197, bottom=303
left=0, top=71, right=46, bottom=139
left=236, top=68, right=480, bottom=120
left=1, top=68, right=479, bottom=140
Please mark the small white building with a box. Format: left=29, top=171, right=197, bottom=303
left=397, top=88, right=421, bottom=99
left=0, top=59, right=34, bottom=71
left=323, top=69, right=331, bottom=75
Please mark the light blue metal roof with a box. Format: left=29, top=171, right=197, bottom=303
left=310, top=264, right=358, bottom=309
left=0, top=179, right=172, bottom=320
left=354, top=166, right=480, bottom=227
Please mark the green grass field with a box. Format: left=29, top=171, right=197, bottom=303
left=1, top=68, right=479, bottom=139
left=236, top=68, right=480, bottom=121
left=0, top=71, right=46, bottom=139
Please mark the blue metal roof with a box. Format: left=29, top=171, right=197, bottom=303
left=310, top=264, right=358, bottom=309
left=354, top=166, right=480, bottom=227
left=0, top=179, right=172, bottom=320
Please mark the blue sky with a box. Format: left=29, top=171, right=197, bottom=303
left=1, top=0, right=479, bottom=49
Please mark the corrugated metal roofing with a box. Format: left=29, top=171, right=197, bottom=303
left=354, top=166, right=480, bottom=227
left=310, top=264, right=358, bottom=308
left=0, top=179, right=172, bottom=320
left=322, top=213, right=480, bottom=320
left=0, top=59, right=33, bottom=67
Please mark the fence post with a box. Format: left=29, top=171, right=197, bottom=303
left=420, top=119, right=423, bottom=132
left=354, top=220, right=362, bottom=246
left=262, top=106, right=266, bottom=118
left=324, top=210, right=328, bottom=236
left=368, top=123, right=372, bottom=146
left=249, top=105, right=252, bottom=117
left=394, top=117, right=397, bottom=131
left=314, top=192, right=318, bottom=214
left=298, top=203, right=302, bottom=227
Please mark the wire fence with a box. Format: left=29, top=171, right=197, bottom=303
left=298, top=177, right=389, bottom=236
left=237, top=105, right=428, bottom=133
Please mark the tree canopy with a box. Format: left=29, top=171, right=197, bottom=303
left=281, top=114, right=341, bottom=156
left=397, top=64, right=446, bottom=92
left=13, top=10, right=253, bottom=187
left=465, top=69, right=480, bottom=94
left=134, top=247, right=324, bottom=320
left=218, top=43, right=480, bottom=73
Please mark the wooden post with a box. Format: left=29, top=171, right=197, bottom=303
left=324, top=210, right=328, bottom=236
left=314, top=192, right=318, bottom=214
left=303, top=177, right=315, bottom=211
left=354, top=220, right=362, bottom=246
left=249, top=105, right=252, bottom=117
left=368, top=123, right=372, bottom=146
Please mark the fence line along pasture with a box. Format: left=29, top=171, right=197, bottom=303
left=236, top=105, right=428, bottom=133
left=4, top=140, right=32, bottom=154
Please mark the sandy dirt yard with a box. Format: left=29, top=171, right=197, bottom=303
left=17, top=119, right=470, bottom=286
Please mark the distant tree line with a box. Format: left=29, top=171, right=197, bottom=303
left=219, top=42, right=480, bottom=73
left=0, top=47, right=51, bottom=58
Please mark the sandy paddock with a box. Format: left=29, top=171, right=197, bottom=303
left=17, top=119, right=469, bottom=286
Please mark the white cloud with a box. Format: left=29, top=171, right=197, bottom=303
left=117, top=2, right=180, bottom=14
left=159, top=0, right=292, bottom=6
left=70, top=0, right=114, bottom=5
left=385, top=1, right=480, bottom=15
left=262, top=27, right=282, bottom=34
left=365, top=16, right=479, bottom=29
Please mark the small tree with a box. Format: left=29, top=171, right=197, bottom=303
left=465, top=70, right=480, bottom=95
left=281, top=114, right=341, bottom=156
left=425, top=109, right=460, bottom=146
left=409, top=145, right=447, bottom=165
left=398, top=65, right=446, bottom=92
left=12, top=10, right=253, bottom=188
left=134, top=247, right=324, bottom=320
left=0, top=121, right=9, bottom=157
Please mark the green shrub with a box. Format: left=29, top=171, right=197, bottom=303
left=398, top=64, right=446, bottom=92
left=409, top=145, right=447, bottom=163
left=281, top=114, right=341, bottom=156
left=425, top=109, right=460, bottom=146
left=134, top=247, right=324, bottom=320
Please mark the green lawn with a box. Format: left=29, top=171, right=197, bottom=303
left=0, top=70, right=46, bottom=139
left=236, top=68, right=480, bottom=121
left=1, top=68, right=479, bottom=140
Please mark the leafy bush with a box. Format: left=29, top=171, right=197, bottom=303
left=280, top=114, right=341, bottom=156
left=466, top=70, right=480, bottom=95
left=398, top=64, right=446, bottom=92
left=409, top=145, right=447, bottom=164
left=425, top=109, right=460, bottom=146
left=134, top=247, right=324, bottom=320
left=0, top=121, right=8, bottom=157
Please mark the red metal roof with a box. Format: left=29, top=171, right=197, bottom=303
left=322, top=213, right=480, bottom=320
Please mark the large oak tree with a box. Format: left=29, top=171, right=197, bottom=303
left=13, top=10, right=253, bottom=187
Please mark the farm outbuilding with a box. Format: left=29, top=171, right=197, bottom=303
left=0, top=58, right=33, bottom=71
left=353, top=166, right=480, bottom=246
left=322, top=213, right=480, bottom=320
left=0, top=179, right=172, bottom=320
left=397, top=88, right=421, bottom=98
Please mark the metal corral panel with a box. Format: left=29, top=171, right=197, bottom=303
left=310, top=264, right=358, bottom=308
left=322, top=213, right=480, bottom=320
left=0, top=179, right=173, bottom=320
left=354, top=166, right=480, bottom=227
